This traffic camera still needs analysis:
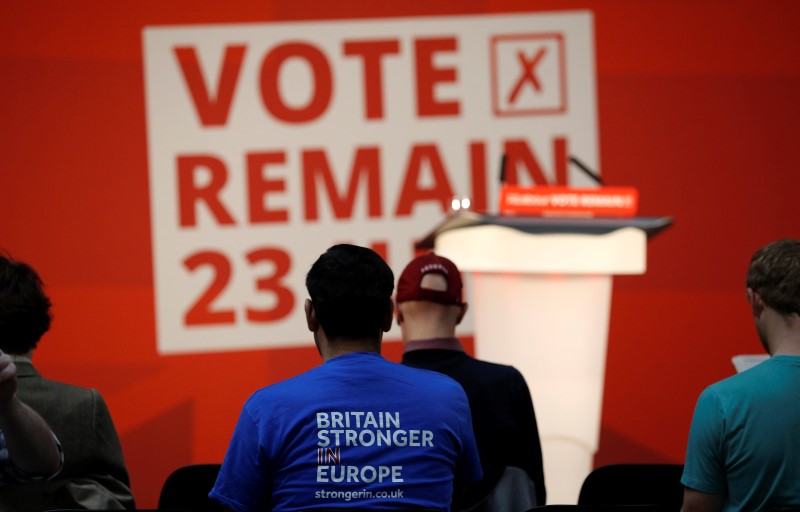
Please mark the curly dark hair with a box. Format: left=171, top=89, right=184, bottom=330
left=0, top=255, right=53, bottom=353
left=305, top=244, right=394, bottom=341
left=746, top=239, right=800, bottom=317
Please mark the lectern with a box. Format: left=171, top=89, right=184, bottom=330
left=417, top=212, right=672, bottom=504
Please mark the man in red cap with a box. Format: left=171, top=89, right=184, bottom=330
left=397, top=252, right=546, bottom=511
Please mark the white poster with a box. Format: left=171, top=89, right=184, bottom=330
left=143, top=12, right=598, bottom=354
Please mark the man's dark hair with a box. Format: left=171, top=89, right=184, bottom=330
left=746, top=238, right=800, bottom=317
left=0, top=255, right=53, bottom=353
left=305, top=244, right=394, bottom=341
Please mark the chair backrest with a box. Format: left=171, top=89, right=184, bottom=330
left=577, top=464, right=684, bottom=510
left=158, top=463, right=223, bottom=511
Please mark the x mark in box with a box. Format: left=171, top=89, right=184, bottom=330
left=491, top=33, right=567, bottom=116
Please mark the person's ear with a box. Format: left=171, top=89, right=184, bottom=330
left=396, top=303, right=405, bottom=326
left=747, top=288, right=765, bottom=318
left=455, top=303, right=468, bottom=325
left=382, top=299, right=394, bottom=332
left=305, top=299, right=319, bottom=332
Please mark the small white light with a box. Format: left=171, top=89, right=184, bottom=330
left=461, top=197, right=471, bottom=210
left=451, top=198, right=461, bottom=211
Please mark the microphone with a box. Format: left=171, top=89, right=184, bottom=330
left=569, top=155, right=604, bottom=186
left=498, top=153, right=508, bottom=185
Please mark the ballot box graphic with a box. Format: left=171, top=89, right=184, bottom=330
left=417, top=212, right=672, bottom=504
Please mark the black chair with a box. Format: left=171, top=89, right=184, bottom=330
left=577, top=464, right=684, bottom=511
left=158, top=463, right=223, bottom=511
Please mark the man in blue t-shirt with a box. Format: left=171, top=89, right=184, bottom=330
left=681, top=239, right=800, bottom=512
left=210, top=244, right=482, bottom=512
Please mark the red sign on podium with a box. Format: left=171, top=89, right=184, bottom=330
left=499, top=185, right=639, bottom=217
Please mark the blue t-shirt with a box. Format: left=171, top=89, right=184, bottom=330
left=682, top=355, right=800, bottom=511
left=210, top=352, right=482, bottom=512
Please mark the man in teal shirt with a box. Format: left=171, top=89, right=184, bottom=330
left=681, top=239, right=800, bottom=512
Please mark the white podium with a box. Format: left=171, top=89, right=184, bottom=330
left=417, top=212, right=671, bottom=504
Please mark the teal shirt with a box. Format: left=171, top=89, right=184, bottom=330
left=682, top=356, right=800, bottom=511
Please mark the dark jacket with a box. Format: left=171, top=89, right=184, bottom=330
left=0, top=360, right=134, bottom=510
left=403, top=347, right=546, bottom=510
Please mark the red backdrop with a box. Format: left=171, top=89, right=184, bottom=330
left=2, top=0, right=799, bottom=507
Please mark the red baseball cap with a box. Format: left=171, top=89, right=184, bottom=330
left=396, top=252, right=464, bottom=305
